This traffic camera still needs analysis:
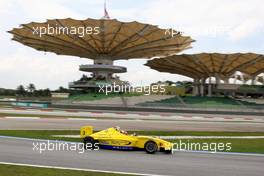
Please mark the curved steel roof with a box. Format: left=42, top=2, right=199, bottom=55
left=232, top=74, right=264, bottom=83
left=145, top=53, right=264, bottom=79
left=9, top=18, right=194, bottom=60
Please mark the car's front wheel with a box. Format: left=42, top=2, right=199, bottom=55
left=144, top=141, right=158, bottom=154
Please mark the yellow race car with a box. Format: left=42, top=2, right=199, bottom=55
left=80, top=126, right=172, bottom=154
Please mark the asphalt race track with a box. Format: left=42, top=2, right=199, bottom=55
left=1, top=108, right=264, bottom=175
left=0, top=107, right=264, bottom=131
left=0, top=138, right=263, bottom=176
left=1, top=117, right=264, bottom=132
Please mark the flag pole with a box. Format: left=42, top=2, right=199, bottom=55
left=102, top=0, right=110, bottom=19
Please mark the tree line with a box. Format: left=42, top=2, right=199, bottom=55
left=0, top=84, right=79, bottom=97
left=15, top=84, right=51, bottom=97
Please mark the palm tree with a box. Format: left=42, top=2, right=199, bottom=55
left=16, top=85, right=26, bottom=96
left=27, top=83, right=36, bottom=93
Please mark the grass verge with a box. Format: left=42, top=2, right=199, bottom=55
left=0, top=164, right=132, bottom=176
left=68, top=93, right=142, bottom=101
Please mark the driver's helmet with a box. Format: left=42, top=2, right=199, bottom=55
left=114, top=126, right=121, bottom=131
left=121, top=130, right=128, bottom=135
left=114, top=126, right=128, bottom=135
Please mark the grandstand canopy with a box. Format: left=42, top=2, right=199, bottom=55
left=8, top=18, right=194, bottom=60
left=258, top=76, right=264, bottom=84
left=232, top=74, right=264, bottom=84
left=145, top=53, right=264, bottom=80
left=231, top=74, right=252, bottom=82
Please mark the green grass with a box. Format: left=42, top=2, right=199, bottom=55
left=0, top=95, right=15, bottom=99
left=0, top=130, right=264, bottom=154
left=0, top=164, right=131, bottom=176
left=68, top=93, right=142, bottom=101
left=142, top=96, right=182, bottom=104
left=239, top=85, right=264, bottom=92
left=0, top=130, right=81, bottom=142
left=131, top=131, right=264, bottom=136
left=182, top=96, right=239, bottom=106
left=139, top=96, right=263, bottom=109
left=0, top=105, right=12, bottom=108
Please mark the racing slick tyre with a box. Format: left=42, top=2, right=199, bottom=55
left=144, top=141, right=158, bottom=154
left=83, top=136, right=97, bottom=150
left=164, top=150, right=172, bottom=154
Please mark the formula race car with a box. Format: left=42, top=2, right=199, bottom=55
left=80, top=126, right=172, bottom=154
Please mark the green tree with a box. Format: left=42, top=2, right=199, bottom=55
left=16, top=85, right=26, bottom=96
left=27, top=83, right=36, bottom=93
left=165, top=80, right=174, bottom=86
left=43, top=88, right=51, bottom=97
left=58, top=86, right=68, bottom=93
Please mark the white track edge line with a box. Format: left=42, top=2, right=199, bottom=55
left=0, top=161, right=165, bottom=176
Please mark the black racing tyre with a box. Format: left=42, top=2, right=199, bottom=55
left=164, top=150, right=172, bottom=154
left=144, top=141, right=158, bottom=154
left=83, top=136, right=96, bottom=150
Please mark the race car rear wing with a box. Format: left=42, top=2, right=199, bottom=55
left=80, top=126, right=93, bottom=138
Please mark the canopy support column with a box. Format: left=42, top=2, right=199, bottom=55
left=241, top=75, right=247, bottom=84
left=215, top=74, right=220, bottom=96
left=200, top=78, right=205, bottom=97
left=233, top=74, right=237, bottom=84
left=208, top=77, right=212, bottom=97
left=192, top=79, right=199, bottom=96
left=224, top=78, right=229, bottom=84
left=251, top=76, right=256, bottom=85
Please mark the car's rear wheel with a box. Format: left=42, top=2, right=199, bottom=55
left=83, top=136, right=97, bottom=150
left=144, top=141, right=158, bottom=154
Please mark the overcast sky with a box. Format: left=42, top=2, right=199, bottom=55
left=0, top=0, right=263, bottom=90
